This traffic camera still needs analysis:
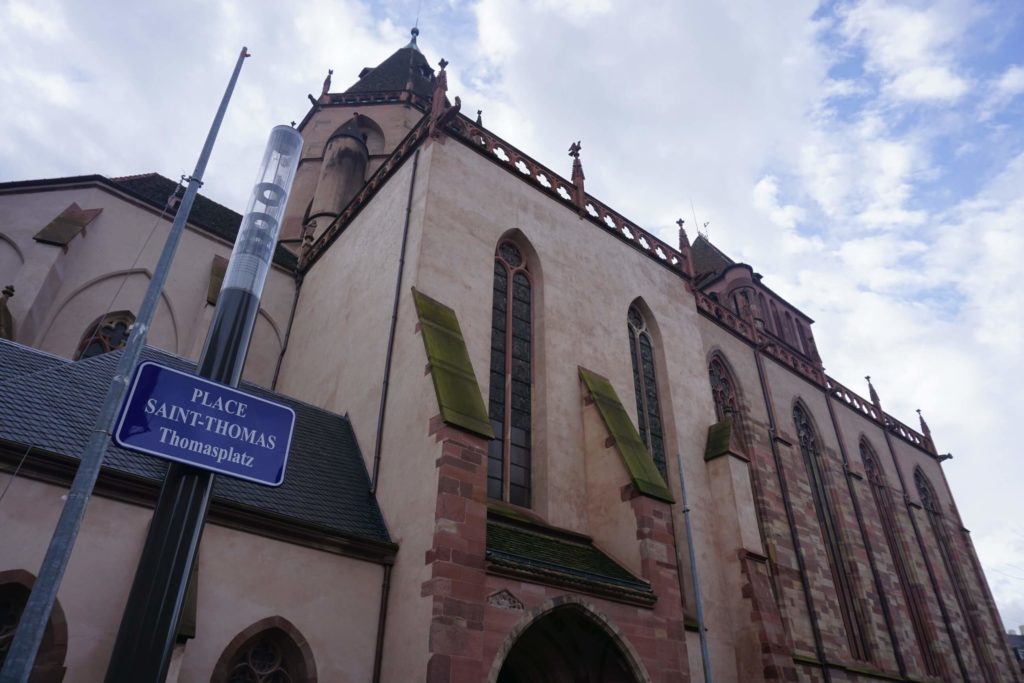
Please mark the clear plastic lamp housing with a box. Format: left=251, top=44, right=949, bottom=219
left=222, top=125, right=303, bottom=296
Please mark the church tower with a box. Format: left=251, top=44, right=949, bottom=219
left=281, top=28, right=437, bottom=248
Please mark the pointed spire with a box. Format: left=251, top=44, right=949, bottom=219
left=865, top=375, right=881, bottom=408
left=916, top=409, right=931, bottom=438
left=569, top=141, right=586, bottom=217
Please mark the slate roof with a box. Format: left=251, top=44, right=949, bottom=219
left=345, top=43, right=435, bottom=100
left=486, top=514, right=655, bottom=605
left=0, top=339, right=389, bottom=545
left=113, top=173, right=298, bottom=271
left=0, top=174, right=298, bottom=271
left=690, top=235, right=735, bottom=283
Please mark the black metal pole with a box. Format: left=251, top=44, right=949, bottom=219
left=105, top=123, right=303, bottom=682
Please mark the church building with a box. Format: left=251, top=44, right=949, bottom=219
left=0, top=30, right=1018, bottom=682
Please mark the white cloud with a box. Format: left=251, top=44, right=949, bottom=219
left=840, top=0, right=972, bottom=103
left=0, top=0, right=1022, bottom=634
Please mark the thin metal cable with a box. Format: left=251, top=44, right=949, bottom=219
left=0, top=445, right=32, bottom=509
left=74, top=179, right=184, bottom=359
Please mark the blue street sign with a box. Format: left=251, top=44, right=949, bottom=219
left=115, top=361, right=295, bottom=487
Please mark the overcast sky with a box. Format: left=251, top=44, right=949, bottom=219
left=2, top=0, right=1023, bottom=631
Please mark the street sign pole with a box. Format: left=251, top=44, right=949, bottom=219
left=104, top=124, right=302, bottom=683
left=0, top=46, right=251, bottom=683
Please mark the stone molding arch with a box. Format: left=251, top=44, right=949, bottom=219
left=485, top=595, right=652, bottom=683
left=209, top=615, right=317, bottom=683
left=256, top=307, right=284, bottom=348
left=0, top=232, right=25, bottom=265
left=0, top=569, right=68, bottom=682
left=38, top=268, right=179, bottom=354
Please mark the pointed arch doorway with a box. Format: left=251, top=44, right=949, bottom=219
left=494, top=603, right=646, bottom=683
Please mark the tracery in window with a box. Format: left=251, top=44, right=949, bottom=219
left=708, top=356, right=740, bottom=423
left=228, top=635, right=294, bottom=683
left=74, top=310, right=135, bottom=360
left=627, top=304, right=666, bottom=479
left=488, top=240, right=532, bottom=507
left=213, top=622, right=313, bottom=683
left=793, top=403, right=870, bottom=661
left=0, top=572, right=67, bottom=680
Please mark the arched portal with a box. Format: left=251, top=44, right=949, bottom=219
left=494, top=604, right=643, bottom=683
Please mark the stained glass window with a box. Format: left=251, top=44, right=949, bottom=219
left=488, top=241, right=531, bottom=506
left=74, top=310, right=135, bottom=360
left=627, top=305, right=666, bottom=480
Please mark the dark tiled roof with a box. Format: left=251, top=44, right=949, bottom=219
left=0, top=341, right=65, bottom=378
left=345, top=45, right=435, bottom=100
left=112, top=174, right=298, bottom=271
left=690, top=235, right=735, bottom=282
left=486, top=516, right=654, bottom=605
left=0, top=340, right=389, bottom=544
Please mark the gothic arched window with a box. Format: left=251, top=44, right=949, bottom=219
left=862, top=442, right=939, bottom=675
left=487, top=240, right=532, bottom=507
left=74, top=310, right=135, bottom=360
left=212, top=621, right=315, bottom=683
left=708, top=356, right=741, bottom=423
left=627, top=304, right=666, bottom=479
left=793, top=403, right=870, bottom=661
left=0, top=571, right=67, bottom=681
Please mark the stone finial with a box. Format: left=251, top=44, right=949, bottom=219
left=865, top=375, right=881, bottom=408
left=676, top=218, right=690, bottom=250
left=917, top=409, right=931, bottom=438
left=568, top=141, right=586, bottom=217
left=321, top=68, right=333, bottom=96
left=428, top=58, right=460, bottom=139
left=0, top=285, right=14, bottom=341
left=476, top=109, right=483, bottom=126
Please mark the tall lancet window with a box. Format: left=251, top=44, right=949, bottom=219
left=862, top=443, right=939, bottom=676
left=916, top=467, right=996, bottom=679
left=487, top=240, right=532, bottom=507
left=793, top=403, right=870, bottom=661
left=627, top=304, right=667, bottom=479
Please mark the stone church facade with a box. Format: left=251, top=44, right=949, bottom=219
left=0, top=31, right=1018, bottom=683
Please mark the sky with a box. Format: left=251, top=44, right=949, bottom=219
left=1, top=0, right=1023, bottom=632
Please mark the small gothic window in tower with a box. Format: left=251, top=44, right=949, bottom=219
left=488, top=240, right=532, bottom=507
left=627, top=304, right=667, bottom=479
left=708, top=356, right=740, bottom=423
left=74, top=310, right=135, bottom=360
